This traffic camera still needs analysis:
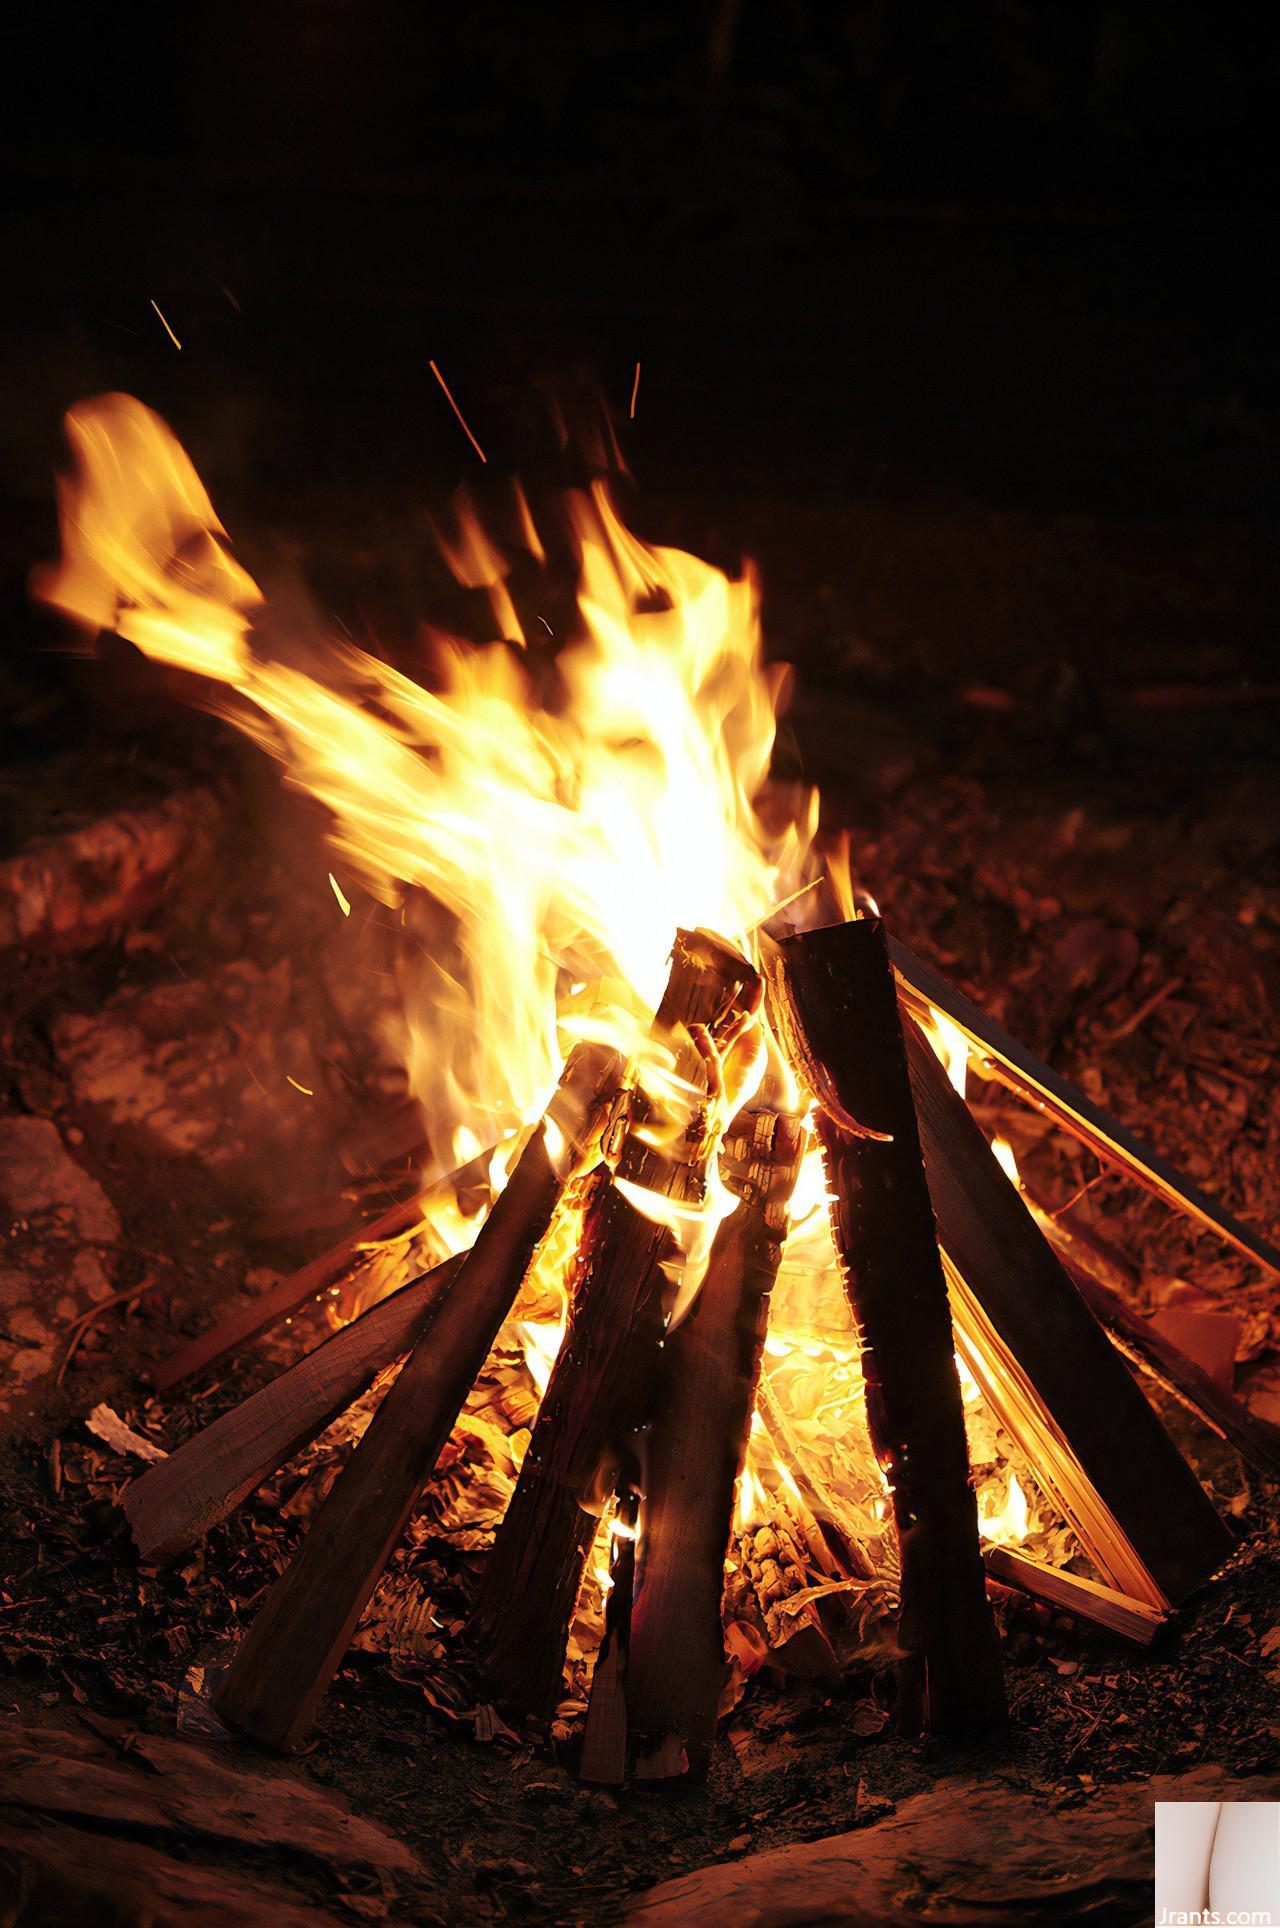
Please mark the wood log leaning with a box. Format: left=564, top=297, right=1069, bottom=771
left=125, top=1254, right=463, bottom=1562
left=904, top=1017, right=1235, bottom=1608
left=471, top=929, right=762, bottom=1717
left=764, top=916, right=1007, bottom=1739
left=983, top=1545, right=1166, bottom=1646
left=625, top=1094, right=806, bottom=1781
left=890, top=936, right=1280, bottom=1278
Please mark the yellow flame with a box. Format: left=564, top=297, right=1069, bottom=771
left=978, top=1470, right=1029, bottom=1545
left=734, top=1460, right=768, bottom=1533
left=516, top=1317, right=564, bottom=1398
left=990, top=1135, right=1021, bottom=1186
left=38, top=395, right=818, bottom=1268
left=920, top=1004, right=969, bottom=1100
left=35, top=394, right=1053, bottom=1639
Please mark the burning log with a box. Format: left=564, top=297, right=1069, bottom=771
left=152, top=1142, right=498, bottom=1392
left=902, top=1016, right=1234, bottom=1607
left=473, top=1178, right=670, bottom=1715
left=764, top=917, right=1007, bottom=1739
left=124, top=1254, right=464, bottom=1562
left=625, top=1092, right=807, bottom=1782
left=983, top=1544, right=1165, bottom=1646
left=471, top=930, right=761, bottom=1716
left=214, top=1041, right=625, bottom=1751
left=890, top=937, right=1280, bottom=1278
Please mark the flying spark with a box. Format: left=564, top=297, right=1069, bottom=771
left=149, top=300, right=182, bottom=350
left=428, top=359, right=487, bottom=463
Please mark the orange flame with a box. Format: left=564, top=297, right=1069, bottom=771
left=38, top=394, right=818, bottom=1275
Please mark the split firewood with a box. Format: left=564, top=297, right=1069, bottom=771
left=903, top=1015, right=1235, bottom=1608
left=983, top=1545, right=1166, bottom=1646
left=890, top=935, right=1280, bottom=1278
left=124, top=1253, right=464, bottom=1562
left=626, top=1084, right=808, bottom=1781
left=152, top=1140, right=498, bottom=1392
left=725, top=1511, right=836, bottom=1677
left=472, top=929, right=762, bottom=1716
left=764, top=916, right=1007, bottom=1738
left=215, top=1041, right=625, bottom=1751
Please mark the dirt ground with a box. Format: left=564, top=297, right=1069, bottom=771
left=3, top=493, right=1280, bottom=1924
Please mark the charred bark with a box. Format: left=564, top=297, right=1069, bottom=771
left=472, top=929, right=761, bottom=1716
left=625, top=1097, right=806, bottom=1781
left=765, top=916, right=1007, bottom=1738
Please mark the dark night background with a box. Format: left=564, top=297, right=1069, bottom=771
left=4, top=15, right=1280, bottom=1921
left=5, top=0, right=1277, bottom=803
left=5, top=0, right=1277, bottom=816
left=5, top=2, right=1276, bottom=513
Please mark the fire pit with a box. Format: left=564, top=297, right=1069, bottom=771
left=18, top=396, right=1278, bottom=1815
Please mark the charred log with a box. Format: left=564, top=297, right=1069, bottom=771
left=471, top=929, right=761, bottom=1716
left=903, top=1016, right=1235, bottom=1608
left=765, top=916, right=1007, bottom=1739
left=626, top=1096, right=806, bottom=1782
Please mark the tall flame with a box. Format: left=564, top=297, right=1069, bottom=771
left=37, top=395, right=816, bottom=1180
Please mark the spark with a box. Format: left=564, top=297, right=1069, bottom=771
left=328, top=870, right=352, bottom=916
left=149, top=300, right=182, bottom=350
left=428, top=359, right=487, bottom=464
left=629, top=360, right=641, bottom=420
left=286, top=1075, right=315, bottom=1096
left=221, top=286, right=242, bottom=313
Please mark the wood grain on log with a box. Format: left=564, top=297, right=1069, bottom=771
left=765, top=917, right=1007, bottom=1738
left=983, top=1545, right=1165, bottom=1645
left=125, top=1254, right=463, bottom=1562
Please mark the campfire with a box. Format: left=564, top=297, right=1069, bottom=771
left=34, top=394, right=1280, bottom=1789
